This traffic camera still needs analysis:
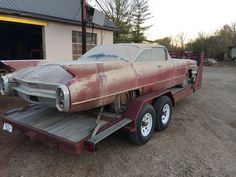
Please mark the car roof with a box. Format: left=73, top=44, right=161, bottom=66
left=100, top=43, right=165, bottom=50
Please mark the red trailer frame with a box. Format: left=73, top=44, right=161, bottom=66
left=1, top=52, right=204, bottom=155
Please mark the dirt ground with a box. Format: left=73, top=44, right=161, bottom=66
left=0, top=63, right=236, bottom=177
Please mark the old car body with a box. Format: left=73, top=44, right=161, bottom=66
left=0, top=44, right=197, bottom=112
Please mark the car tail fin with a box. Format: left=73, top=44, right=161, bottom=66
left=0, top=60, right=49, bottom=73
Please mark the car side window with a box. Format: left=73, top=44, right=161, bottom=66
left=135, top=49, right=153, bottom=62
left=152, top=48, right=167, bottom=61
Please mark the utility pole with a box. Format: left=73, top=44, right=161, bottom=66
left=81, top=0, right=87, bottom=54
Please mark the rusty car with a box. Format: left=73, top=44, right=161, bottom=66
left=0, top=44, right=197, bottom=113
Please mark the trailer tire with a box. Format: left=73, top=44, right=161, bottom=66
left=154, top=96, right=173, bottom=131
left=129, top=104, right=156, bottom=145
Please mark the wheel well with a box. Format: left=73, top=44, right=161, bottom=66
left=163, top=92, right=175, bottom=107
left=134, top=89, right=141, bottom=97
left=188, top=69, right=192, bottom=78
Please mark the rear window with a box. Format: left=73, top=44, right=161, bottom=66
left=79, top=45, right=139, bottom=62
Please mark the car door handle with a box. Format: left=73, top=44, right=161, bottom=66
left=157, top=65, right=162, bottom=68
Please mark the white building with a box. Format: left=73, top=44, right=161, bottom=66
left=0, top=0, right=116, bottom=61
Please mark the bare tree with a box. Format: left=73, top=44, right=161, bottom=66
left=197, top=32, right=208, bottom=40
left=175, top=32, right=188, bottom=49
left=90, top=0, right=152, bottom=43
left=155, top=37, right=172, bottom=50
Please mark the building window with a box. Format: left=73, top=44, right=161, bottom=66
left=72, top=31, right=97, bottom=60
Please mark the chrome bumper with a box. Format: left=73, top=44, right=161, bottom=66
left=14, top=85, right=56, bottom=107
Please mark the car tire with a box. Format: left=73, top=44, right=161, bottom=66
left=129, top=104, right=156, bottom=145
left=153, top=96, right=173, bottom=131
left=109, top=92, right=134, bottom=113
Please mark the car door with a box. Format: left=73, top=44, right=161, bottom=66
left=132, top=48, right=162, bottom=94
left=168, top=57, right=187, bottom=84
left=152, top=47, right=177, bottom=88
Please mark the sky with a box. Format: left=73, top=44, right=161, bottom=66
left=146, top=0, right=236, bottom=40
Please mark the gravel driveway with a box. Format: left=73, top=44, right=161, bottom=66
left=0, top=63, right=236, bottom=177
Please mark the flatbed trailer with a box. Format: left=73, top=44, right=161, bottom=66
left=1, top=53, right=204, bottom=155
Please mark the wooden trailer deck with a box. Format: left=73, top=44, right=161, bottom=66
left=4, top=106, right=108, bottom=143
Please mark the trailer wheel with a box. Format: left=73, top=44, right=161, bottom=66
left=154, top=96, right=173, bottom=131
left=129, top=104, right=156, bottom=145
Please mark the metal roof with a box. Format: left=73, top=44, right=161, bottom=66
left=0, top=0, right=117, bottom=30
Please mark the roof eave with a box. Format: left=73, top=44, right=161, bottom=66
left=0, top=8, right=118, bottom=31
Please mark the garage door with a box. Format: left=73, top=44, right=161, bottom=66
left=0, top=15, right=47, bottom=60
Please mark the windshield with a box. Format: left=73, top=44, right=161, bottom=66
left=79, top=45, right=139, bottom=62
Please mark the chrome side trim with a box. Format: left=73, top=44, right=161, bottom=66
left=72, top=75, right=185, bottom=106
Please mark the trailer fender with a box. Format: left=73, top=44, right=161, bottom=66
left=163, top=92, right=175, bottom=107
